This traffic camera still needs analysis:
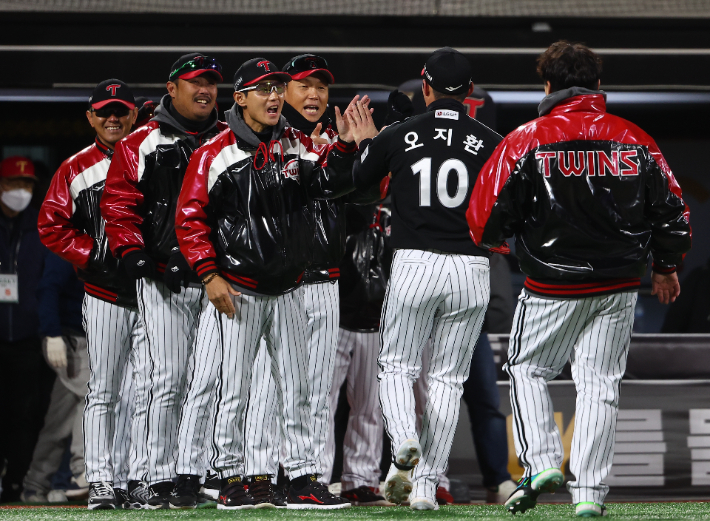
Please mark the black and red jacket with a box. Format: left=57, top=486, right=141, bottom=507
left=101, top=95, right=227, bottom=279
left=38, top=138, right=136, bottom=306
left=175, top=104, right=357, bottom=296
left=467, top=88, right=691, bottom=298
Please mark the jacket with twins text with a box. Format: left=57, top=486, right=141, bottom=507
left=467, top=89, right=691, bottom=298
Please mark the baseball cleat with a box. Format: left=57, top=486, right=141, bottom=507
left=247, top=475, right=277, bottom=509
left=287, top=476, right=350, bottom=509
left=340, top=485, right=393, bottom=506
left=87, top=481, right=116, bottom=510
left=199, top=473, right=220, bottom=501
left=145, top=481, right=174, bottom=509
left=169, top=474, right=200, bottom=509
left=124, top=480, right=150, bottom=509
left=216, top=476, right=256, bottom=510
left=504, top=468, right=564, bottom=514
left=410, top=497, right=439, bottom=511
left=576, top=502, right=607, bottom=517
left=383, top=439, right=422, bottom=505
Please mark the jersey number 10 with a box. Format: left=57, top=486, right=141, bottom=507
left=411, top=157, right=469, bottom=209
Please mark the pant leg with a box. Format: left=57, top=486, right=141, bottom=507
left=244, top=340, right=281, bottom=478
left=138, top=279, right=203, bottom=484
left=304, top=282, right=340, bottom=483
left=264, top=288, right=319, bottom=479
left=567, top=292, right=636, bottom=506
left=83, top=296, right=133, bottom=484
left=321, top=327, right=353, bottom=484
left=341, top=330, right=384, bottom=490
left=126, top=310, right=149, bottom=482
left=462, top=333, right=511, bottom=488
left=176, top=293, right=228, bottom=477
left=504, top=291, right=592, bottom=479
left=112, top=355, right=135, bottom=490
left=22, top=373, right=77, bottom=493
left=412, top=254, right=489, bottom=500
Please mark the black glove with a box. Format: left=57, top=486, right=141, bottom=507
left=122, top=250, right=156, bottom=280
left=384, top=89, right=414, bottom=126
left=163, top=251, right=191, bottom=294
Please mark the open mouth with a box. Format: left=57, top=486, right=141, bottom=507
left=195, top=98, right=211, bottom=106
left=105, top=125, right=121, bottom=131
left=267, top=106, right=279, bottom=115
left=303, top=104, right=320, bottom=115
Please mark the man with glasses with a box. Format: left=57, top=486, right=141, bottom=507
left=101, top=54, right=226, bottom=509
left=174, top=57, right=359, bottom=510
left=38, top=79, right=148, bottom=509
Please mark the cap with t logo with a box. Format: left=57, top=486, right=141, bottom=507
left=233, top=57, right=292, bottom=92
left=89, top=79, right=136, bottom=110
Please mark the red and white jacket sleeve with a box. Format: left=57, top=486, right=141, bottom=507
left=38, top=159, right=94, bottom=269
left=100, top=132, right=146, bottom=258
left=175, top=141, right=219, bottom=279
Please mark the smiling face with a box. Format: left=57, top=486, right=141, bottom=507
left=234, top=82, right=285, bottom=133
left=284, top=75, right=329, bottom=123
left=167, top=74, right=218, bottom=122
left=86, top=103, right=137, bottom=149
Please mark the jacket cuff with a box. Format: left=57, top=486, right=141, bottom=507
left=121, top=246, right=143, bottom=258
left=194, top=258, right=219, bottom=279
left=335, top=138, right=357, bottom=153
left=652, top=262, right=677, bottom=274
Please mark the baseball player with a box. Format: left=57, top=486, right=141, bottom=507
left=467, top=41, right=691, bottom=517
left=347, top=47, right=502, bottom=510
left=241, top=55, right=366, bottom=505
left=101, top=53, right=226, bottom=509
left=174, top=57, right=359, bottom=510
left=37, top=79, right=148, bottom=510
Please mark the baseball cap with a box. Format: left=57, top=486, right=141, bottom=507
left=233, top=58, right=292, bottom=92
left=421, top=47, right=472, bottom=96
left=0, top=156, right=36, bottom=181
left=169, top=53, right=223, bottom=82
left=89, top=79, right=136, bottom=110
left=282, top=54, right=335, bottom=84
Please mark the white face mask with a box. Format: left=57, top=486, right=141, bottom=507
left=1, top=188, right=32, bottom=213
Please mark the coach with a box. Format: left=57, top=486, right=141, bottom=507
left=467, top=41, right=691, bottom=517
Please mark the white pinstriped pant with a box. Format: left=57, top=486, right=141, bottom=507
left=82, top=295, right=147, bottom=486
left=505, top=290, right=636, bottom=506
left=321, top=328, right=384, bottom=490
left=137, top=278, right=203, bottom=485
left=378, top=249, right=489, bottom=500
left=178, top=287, right=318, bottom=479
left=243, top=282, right=339, bottom=481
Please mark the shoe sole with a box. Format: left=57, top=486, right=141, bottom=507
left=410, top=498, right=439, bottom=511
left=286, top=503, right=351, bottom=509
left=200, top=488, right=219, bottom=501
left=255, top=503, right=277, bottom=509
left=384, top=470, right=413, bottom=505
left=217, top=504, right=256, bottom=510
left=168, top=503, right=197, bottom=509
left=505, top=469, right=565, bottom=514
left=394, top=439, right=422, bottom=468
left=352, top=500, right=395, bottom=506
left=145, top=503, right=169, bottom=510
left=87, top=503, right=116, bottom=510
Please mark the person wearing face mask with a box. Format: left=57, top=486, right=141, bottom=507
left=0, top=156, right=48, bottom=503
left=101, top=54, right=227, bottom=509
left=38, top=79, right=154, bottom=509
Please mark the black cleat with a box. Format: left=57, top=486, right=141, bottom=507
left=88, top=481, right=116, bottom=510
left=216, top=476, right=256, bottom=510
left=145, top=481, right=174, bottom=510
left=200, top=472, right=220, bottom=502
left=341, top=485, right=392, bottom=506
left=113, top=488, right=129, bottom=509
left=169, top=474, right=201, bottom=509
left=287, top=475, right=351, bottom=510
left=248, top=475, right=277, bottom=509
left=125, top=480, right=149, bottom=509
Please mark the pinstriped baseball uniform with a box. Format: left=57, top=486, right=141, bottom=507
left=136, top=278, right=203, bottom=483
left=379, top=249, right=489, bottom=499
left=321, top=328, right=383, bottom=489
left=506, top=290, right=637, bottom=504
left=244, top=281, right=340, bottom=481
left=178, top=288, right=318, bottom=479
left=82, top=295, right=147, bottom=486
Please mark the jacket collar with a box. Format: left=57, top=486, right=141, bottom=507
left=94, top=137, right=113, bottom=158
left=224, top=103, right=288, bottom=149
left=538, top=87, right=607, bottom=117
left=426, top=98, right=466, bottom=113
left=152, top=94, right=219, bottom=137
left=281, top=101, right=332, bottom=137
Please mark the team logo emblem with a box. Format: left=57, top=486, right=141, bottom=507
left=281, top=159, right=300, bottom=183
left=305, top=57, right=319, bottom=69
left=257, top=60, right=272, bottom=72
left=106, top=84, right=121, bottom=96
left=15, top=160, right=29, bottom=172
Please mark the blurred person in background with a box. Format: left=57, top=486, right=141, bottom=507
left=0, top=156, right=47, bottom=502
left=21, top=252, right=87, bottom=503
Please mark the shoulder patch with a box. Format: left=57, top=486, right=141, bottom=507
left=435, top=109, right=459, bottom=120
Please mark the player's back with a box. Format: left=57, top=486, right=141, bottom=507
left=370, top=99, right=501, bottom=256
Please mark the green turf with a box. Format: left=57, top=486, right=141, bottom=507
left=1, top=503, right=710, bottom=520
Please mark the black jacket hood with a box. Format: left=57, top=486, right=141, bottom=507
left=538, top=86, right=607, bottom=116
left=152, top=94, right=219, bottom=136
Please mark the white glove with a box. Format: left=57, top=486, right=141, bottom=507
left=46, top=336, right=68, bottom=369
